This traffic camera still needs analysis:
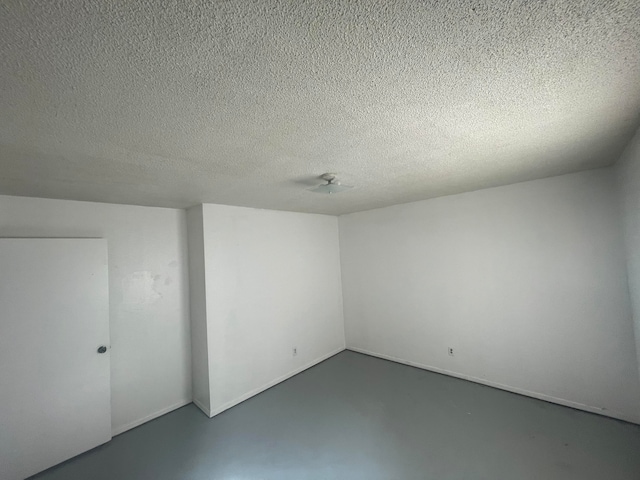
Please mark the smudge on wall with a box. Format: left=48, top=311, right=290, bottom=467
left=122, top=271, right=163, bottom=307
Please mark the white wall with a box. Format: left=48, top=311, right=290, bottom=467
left=186, top=205, right=210, bottom=414
left=616, top=126, right=640, bottom=382
left=195, top=204, right=345, bottom=416
left=339, top=169, right=640, bottom=423
left=0, top=195, right=191, bottom=435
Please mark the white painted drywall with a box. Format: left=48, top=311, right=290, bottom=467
left=198, top=204, right=345, bottom=416
left=186, top=205, right=210, bottom=414
left=339, top=169, right=640, bottom=423
left=616, top=127, right=640, bottom=382
left=0, top=195, right=191, bottom=435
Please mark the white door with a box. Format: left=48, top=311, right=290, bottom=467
left=0, top=238, right=111, bottom=480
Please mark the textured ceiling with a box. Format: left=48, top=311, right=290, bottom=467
left=1, top=1, right=640, bottom=215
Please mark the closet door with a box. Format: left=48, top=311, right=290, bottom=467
left=0, top=239, right=111, bottom=480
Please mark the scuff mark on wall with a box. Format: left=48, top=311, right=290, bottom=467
left=122, top=271, right=163, bottom=307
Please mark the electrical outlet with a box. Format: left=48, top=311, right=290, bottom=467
left=448, top=347, right=454, bottom=356
left=293, top=347, right=297, bottom=356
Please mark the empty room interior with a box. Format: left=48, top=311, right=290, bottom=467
left=2, top=1, right=640, bottom=479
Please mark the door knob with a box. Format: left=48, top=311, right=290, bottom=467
left=97, top=346, right=107, bottom=354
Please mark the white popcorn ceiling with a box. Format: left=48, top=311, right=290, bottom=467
left=1, top=1, right=639, bottom=215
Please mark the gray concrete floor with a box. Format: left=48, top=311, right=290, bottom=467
left=32, top=351, right=640, bottom=480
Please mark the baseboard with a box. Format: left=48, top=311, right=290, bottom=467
left=192, top=397, right=211, bottom=417
left=347, top=347, right=640, bottom=425
left=111, top=398, right=192, bottom=436
left=209, top=347, right=345, bottom=417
